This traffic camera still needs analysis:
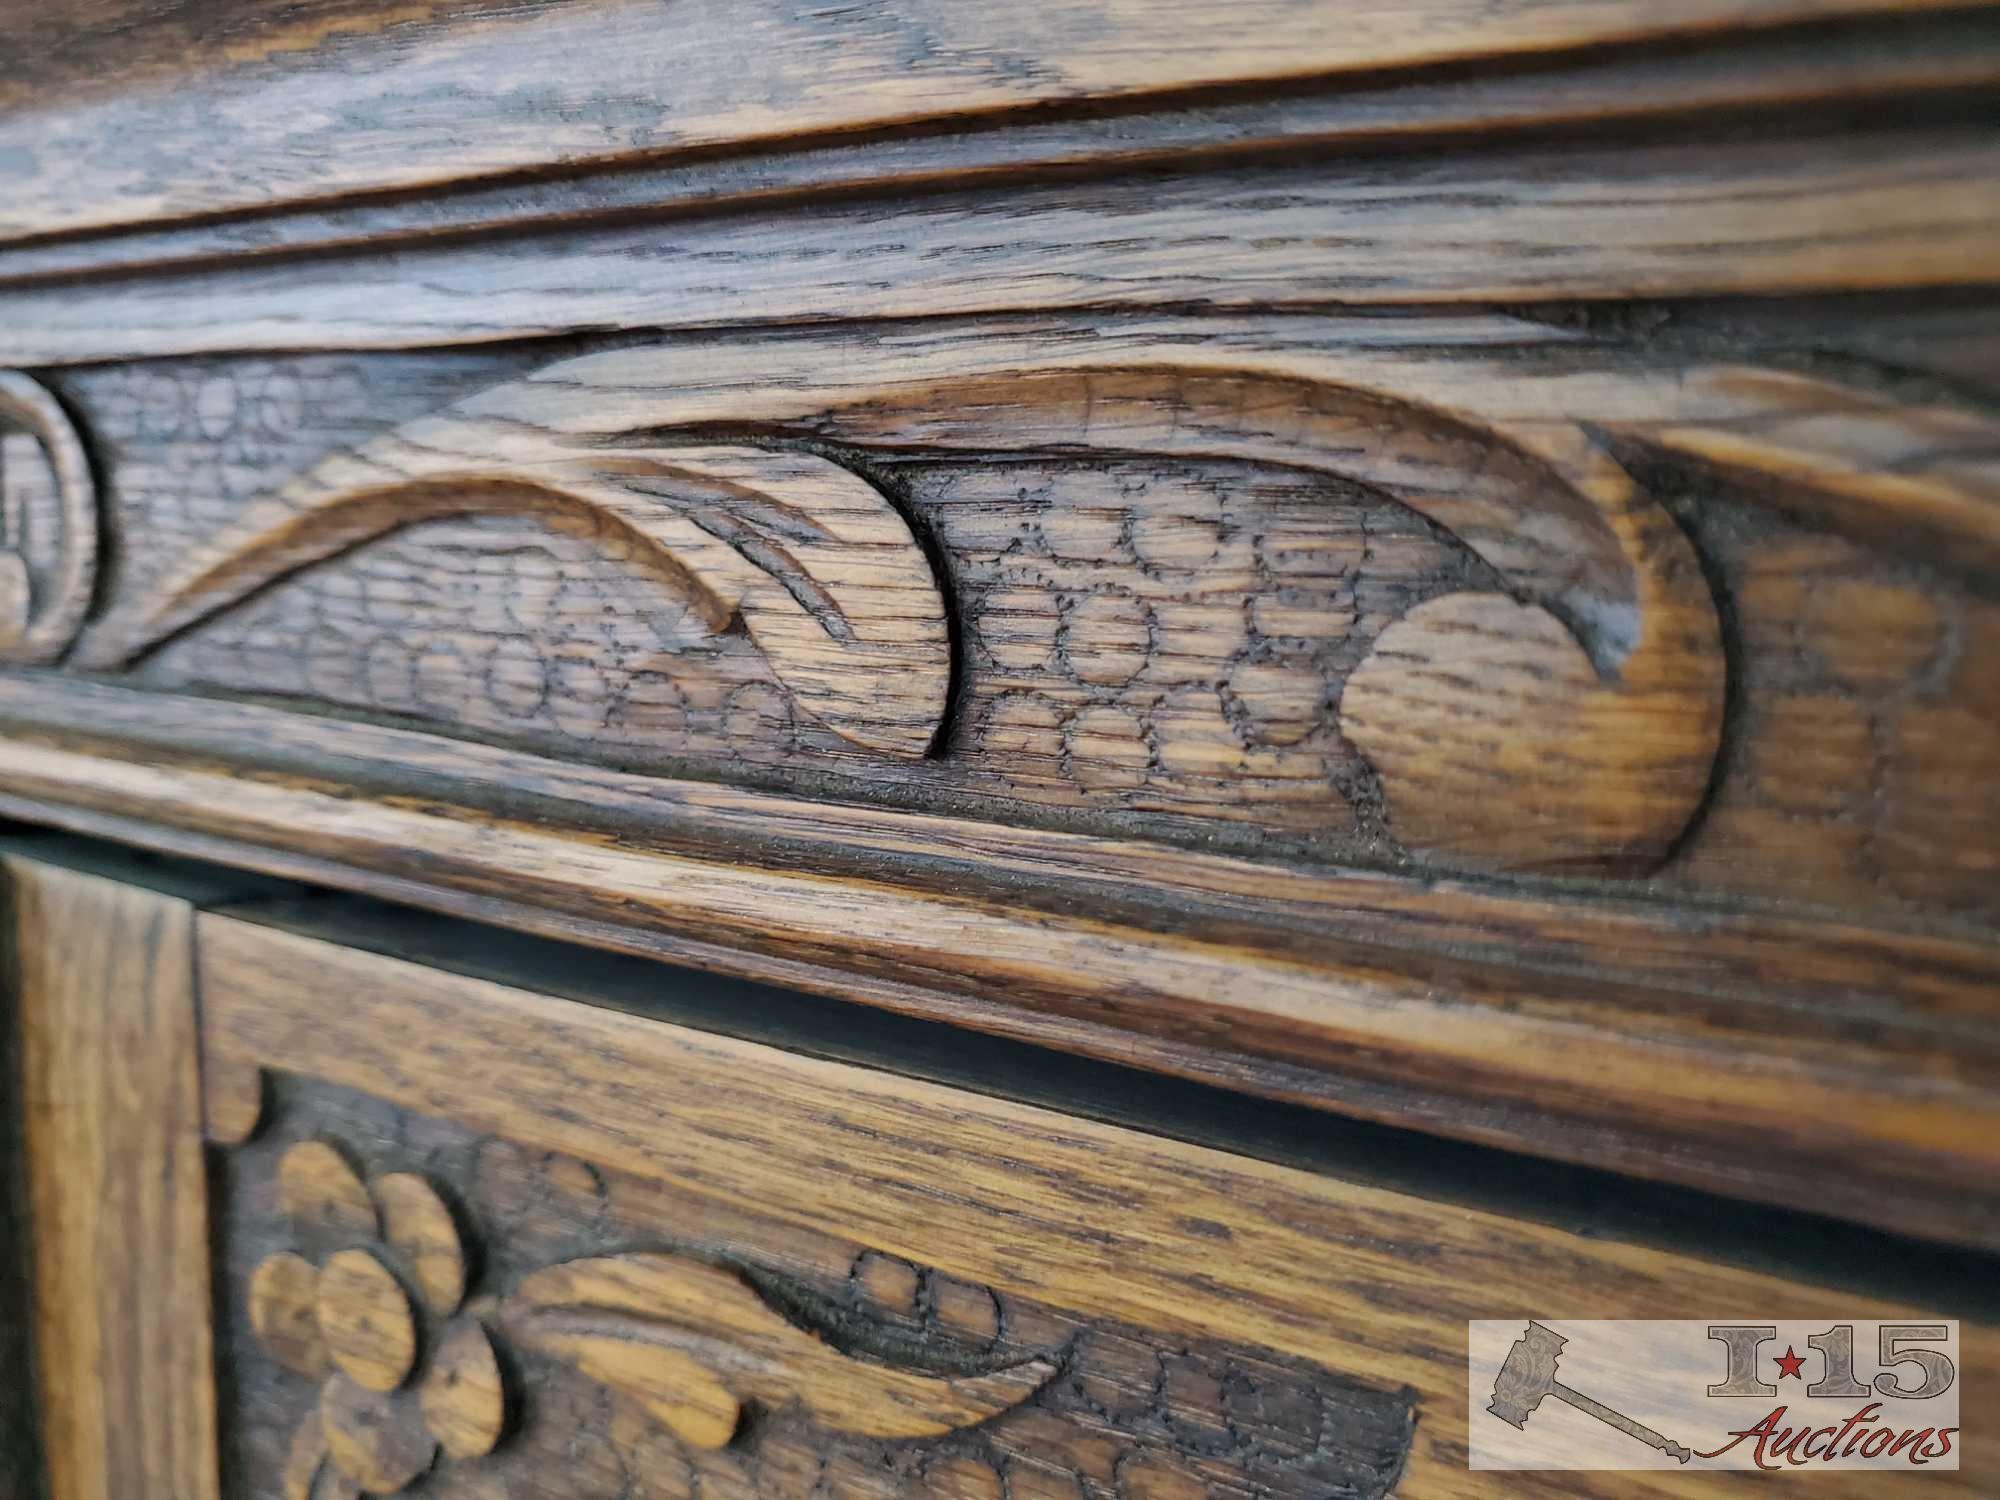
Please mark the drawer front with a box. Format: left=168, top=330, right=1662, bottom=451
left=8, top=854, right=1994, bottom=1498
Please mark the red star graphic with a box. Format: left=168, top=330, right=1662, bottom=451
left=1774, top=1346, right=1808, bottom=1380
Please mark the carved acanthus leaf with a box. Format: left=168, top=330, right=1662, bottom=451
left=79, top=432, right=950, bottom=757
left=501, top=1252, right=1056, bottom=1446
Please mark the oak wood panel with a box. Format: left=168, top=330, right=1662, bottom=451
left=0, top=0, right=1984, bottom=244
left=3, top=858, right=222, bottom=1500
left=8, top=122, right=2000, bottom=366
left=3, top=715, right=1994, bottom=1256
left=192, top=912, right=2000, bottom=1499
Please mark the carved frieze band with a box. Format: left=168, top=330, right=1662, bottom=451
left=6, top=313, right=1998, bottom=902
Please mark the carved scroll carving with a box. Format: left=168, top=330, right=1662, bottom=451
left=69, top=324, right=1742, bottom=876
left=80, top=438, right=952, bottom=758
left=0, top=371, right=96, bottom=665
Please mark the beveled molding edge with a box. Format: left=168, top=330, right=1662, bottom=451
left=2, top=677, right=1997, bottom=1255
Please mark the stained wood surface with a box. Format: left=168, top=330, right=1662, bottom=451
left=3, top=10, right=1997, bottom=290
left=3, top=858, right=222, bottom=1500
left=0, top=0, right=1984, bottom=245
left=193, top=913, right=1999, bottom=1499
left=70, top=317, right=1743, bottom=879
left=8, top=121, right=2000, bottom=366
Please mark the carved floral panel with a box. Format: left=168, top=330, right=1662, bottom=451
left=213, top=1075, right=1416, bottom=1500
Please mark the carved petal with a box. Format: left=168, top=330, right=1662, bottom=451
left=283, top=1409, right=329, bottom=1500
left=372, top=1173, right=466, bottom=1315
left=251, top=1251, right=329, bottom=1378
left=321, top=1374, right=437, bottom=1494
left=419, top=1320, right=508, bottom=1460
left=0, top=551, right=26, bottom=644
left=279, top=1141, right=378, bottom=1242
left=78, top=426, right=950, bottom=757
left=317, top=1249, right=418, bottom=1393
left=503, top=1253, right=1055, bottom=1444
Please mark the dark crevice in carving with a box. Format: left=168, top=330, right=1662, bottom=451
left=735, top=1256, right=1065, bottom=1382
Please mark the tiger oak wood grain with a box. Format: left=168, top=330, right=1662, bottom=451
left=72, top=315, right=1754, bottom=878
left=192, top=915, right=2000, bottom=1499
left=3, top=859, right=222, bottom=1500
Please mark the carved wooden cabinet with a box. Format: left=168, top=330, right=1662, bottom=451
left=2, top=3, right=1999, bottom=1497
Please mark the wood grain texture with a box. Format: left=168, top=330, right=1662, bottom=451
left=0, top=848, right=44, bottom=1500
left=0, top=0, right=1984, bottom=245
left=8, top=119, right=2000, bottom=367
left=505, top=1253, right=1058, bottom=1448
left=316, top=1248, right=419, bottom=1393
left=4, top=10, right=1998, bottom=290
left=278, top=1139, right=377, bottom=1244
left=81, top=430, right=953, bottom=759
left=373, top=1173, right=466, bottom=1317
left=193, top=920, right=1999, bottom=1498
left=415, top=1322, right=504, bottom=1463
left=249, top=1252, right=330, bottom=1380
left=4, top=858, right=221, bottom=1500
left=2, top=691, right=1996, bottom=1250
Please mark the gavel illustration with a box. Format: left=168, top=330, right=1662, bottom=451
left=1488, top=1321, right=1692, bottom=1464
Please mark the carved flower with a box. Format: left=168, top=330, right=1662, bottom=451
left=250, top=1141, right=506, bottom=1497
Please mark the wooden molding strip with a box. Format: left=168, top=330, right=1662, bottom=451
left=1, top=0, right=1987, bottom=246
left=192, top=912, right=2000, bottom=1499
left=6, top=123, right=2000, bottom=366
left=1, top=681, right=1995, bottom=1250
left=3, top=10, right=1996, bottom=288
left=3, top=859, right=221, bottom=1500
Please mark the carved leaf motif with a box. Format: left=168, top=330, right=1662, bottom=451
left=436, top=335, right=1730, bottom=875
left=501, top=1253, right=1056, bottom=1447
left=79, top=431, right=951, bottom=757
